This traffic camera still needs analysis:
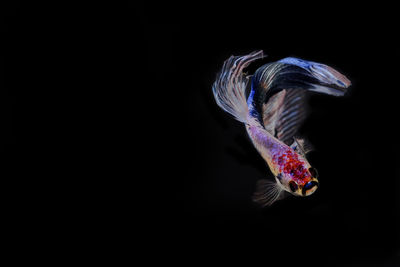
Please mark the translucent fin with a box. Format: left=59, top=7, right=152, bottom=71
left=290, top=136, right=313, bottom=158
left=278, top=57, right=351, bottom=96
left=261, top=90, right=286, bottom=135
left=212, top=50, right=265, bottom=123
left=274, top=89, right=309, bottom=145
left=307, top=84, right=347, bottom=97
left=258, top=88, right=309, bottom=145
left=248, top=57, right=350, bottom=145
left=252, top=179, right=284, bottom=207
left=296, top=136, right=313, bottom=154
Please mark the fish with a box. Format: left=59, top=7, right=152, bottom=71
left=212, top=50, right=351, bottom=206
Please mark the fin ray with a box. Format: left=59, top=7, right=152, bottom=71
left=252, top=179, right=284, bottom=207
left=212, top=51, right=265, bottom=123
left=249, top=56, right=351, bottom=144
left=290, top=136, right=314, bottom=158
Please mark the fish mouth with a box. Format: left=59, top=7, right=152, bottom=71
left=302, top=181, right=319, bottom=196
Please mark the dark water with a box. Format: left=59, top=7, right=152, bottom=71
left=2, top=2, right=399, bottom=265
left=139, top=4, right=399, bottom=266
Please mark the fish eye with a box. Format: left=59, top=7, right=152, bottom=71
left=289, top=181, right=298, bottom=192
left=309, top=167, right=318, bottom=178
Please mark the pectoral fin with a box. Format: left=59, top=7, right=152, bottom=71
left=290, top=136, right=313, bottom=157
left=252, top=179, right=285, bottom=207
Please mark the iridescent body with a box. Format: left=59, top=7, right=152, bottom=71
left=212, top=50, right=350, bottom=206
left=246, top=124, right=317, bottom=198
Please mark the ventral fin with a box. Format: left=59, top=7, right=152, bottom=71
left=252, top=179, right=285, bottom=207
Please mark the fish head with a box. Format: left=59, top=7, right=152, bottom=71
left=274, top=155, right=319, bottom=197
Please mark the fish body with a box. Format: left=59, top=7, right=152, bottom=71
left=212, top=50, right=350, bottom=206
left=246, top=121, right=317, bottom=199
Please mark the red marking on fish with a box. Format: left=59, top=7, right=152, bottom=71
left=273, top=149, right=311, bottom=185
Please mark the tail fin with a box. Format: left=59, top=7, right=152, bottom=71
left=278, top=57, right=351, bottom=96
left=212, top=50, right=264, bottom=123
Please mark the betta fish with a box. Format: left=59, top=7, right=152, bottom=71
left=212, top=50, right=351, bottom=206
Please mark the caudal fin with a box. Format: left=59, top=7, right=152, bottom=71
left=278, top=57, right=351, bottom=97
left=212, top=50, right=264, bottom=123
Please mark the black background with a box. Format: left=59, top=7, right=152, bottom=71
left=140, top=3, right=399, bottom=266
left=2, top=2, right=399, bottom=265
